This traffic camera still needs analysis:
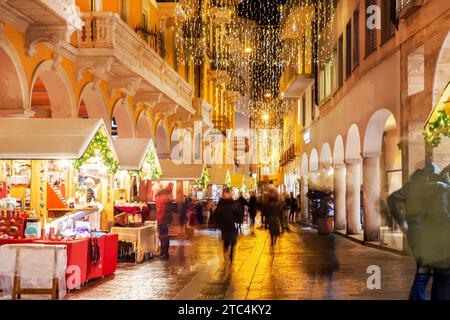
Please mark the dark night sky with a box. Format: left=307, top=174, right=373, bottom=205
left=237, top=0, right=287, bottom=25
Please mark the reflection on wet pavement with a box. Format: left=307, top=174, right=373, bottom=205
left=67, top=222, right=416, bottom=300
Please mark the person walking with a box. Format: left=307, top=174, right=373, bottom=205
left=296, top=193, right=302, bottom=223
left=216, top=188, right=241, bottom=265
left=260, top=187, right=283, bottom=252
left=289, top=192, right=298, bottom=224
left=248, top=191, right=258, bottom=230
left=179, top=196, right=188, bottom=236
left=237, top=192, right=248, bottom=234
left=423, top=164, right=450, bottom=300
left=155, top=183, right=175, bottom=260
left=388, top=162, right=442, bottom=300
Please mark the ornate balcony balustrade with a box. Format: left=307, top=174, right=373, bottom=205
left=73, top=12, right=194, bottom=115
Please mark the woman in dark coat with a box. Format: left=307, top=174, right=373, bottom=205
left=216, top=188, right=241, bottom=264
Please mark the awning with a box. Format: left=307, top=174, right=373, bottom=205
left=159, top=159, right=203, bottom=181
left=112, top=138, right=156, bottom=171
left=0, top=118, right=115, bottom=160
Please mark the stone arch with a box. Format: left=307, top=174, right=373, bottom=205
left=30, top=60, right=76, bottom=118
left=363, top=109, right=398, bottom=155
left=0, top=35, right=30, bottom=116
left=345, top=124, right=361, bottom=161
left=136, top=111, right=154, bottom=139
left=309, top=148, right=319, bottom=172
left=155, top=120, right=170, bottom=159
left=333, top=135, right=345, bottom=165
left=78, top=82, right=108, bottom=125
left=433, top=31, right=450, bottom=106
left=320, top=143, right=333, bottom=169
left=111, top=99, right=135, bottom=138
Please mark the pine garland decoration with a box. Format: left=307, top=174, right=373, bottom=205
left=73, top=130, right=119, bottom=174
left=424, top=109, right=450, bottom=148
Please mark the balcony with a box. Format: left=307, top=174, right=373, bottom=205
left=396, top=0, right=424, bottom=19
left=0, top=0, right=83, bottom=56
left=281, top=63, right=314, bottom=99
left=73, top=12, right=194, bottom=115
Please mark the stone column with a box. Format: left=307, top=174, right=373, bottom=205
left=333, top=164, right=346, bottom=231
left=363, top=152, right=381, bottom=242
left=300, top=175, right=309, bottom=222
left=346, top=159, right=361, bottom=235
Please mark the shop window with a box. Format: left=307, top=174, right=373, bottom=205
left=346, top=20, right=352, bottom=79
left=353, top=9, right=360, bottom=68
left=311, top=87, right=316, bottom=121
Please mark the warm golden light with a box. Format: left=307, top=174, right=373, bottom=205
left=263, top=114, right=269, bottom=121
left=244, top=47, right=253, bottom=53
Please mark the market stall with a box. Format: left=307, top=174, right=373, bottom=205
left=0, top=118, right=120, bottom=293
left=112, top=138, right=161, bottom=225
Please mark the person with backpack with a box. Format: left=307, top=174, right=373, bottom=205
left=216, top=188, right=241, bottom=265
left=155, top=183, right=175, bottom=260
left=260, top=187, right=283, bottom=252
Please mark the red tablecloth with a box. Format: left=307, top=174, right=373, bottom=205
left=34, top=239, right=89, bottom=287
left=0, top=235, right=119, bottom=288
left=103, top=234, right=119, bottom=276
left=0, top=238, right=34, bottom=246
left=114, top=206, right=138, bottom=215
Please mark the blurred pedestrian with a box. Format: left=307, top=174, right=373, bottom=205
left=388, top=162, right=442, bottom=300
left=248, top=191, right=258, bottom=230
left=155, top=183, right=175, bottom=260
left=216, top=188, right=241, bottom=265
left=289, top=192, right=298, bottom=224
left=260, top=187, right=283, bottom=252
left=296, top=193, right=302, bottom=223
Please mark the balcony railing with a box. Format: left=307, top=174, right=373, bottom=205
left=396, top=0, right=424, bottom=18
left=74, top=12, right=193, bottom=112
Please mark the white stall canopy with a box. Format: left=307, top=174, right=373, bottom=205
left=0, top=118, right=115, bottom=160
left=159, top=159, right=203, bottom=181
left=112, top=138, right=159, bottom=171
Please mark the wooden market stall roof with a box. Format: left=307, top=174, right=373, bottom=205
left=0, top=118, right=115, bottom=160
left=112, top=138, right=160, bottom=171
left=159, top=159, right=203, bottom=181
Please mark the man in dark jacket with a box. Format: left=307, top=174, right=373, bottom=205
left=388, top=162, right=441, bottom=300
left=216, top=188, right=241, bottom=264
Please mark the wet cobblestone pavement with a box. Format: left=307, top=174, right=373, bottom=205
left=67, top=223, right=417, bottom=300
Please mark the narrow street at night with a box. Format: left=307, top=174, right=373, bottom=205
left=66, top=220, right=416, bottom=300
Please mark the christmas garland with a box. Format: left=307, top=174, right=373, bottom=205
left=225, top=169, right=231, bottom=189
left=73, top=130, right=119, bottom=174
left=424, top=109, right=450, bottom=148
left=128, top=147, right=162, bottom=181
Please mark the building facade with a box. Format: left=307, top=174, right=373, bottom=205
left=281, top=0, right=450, bottom=251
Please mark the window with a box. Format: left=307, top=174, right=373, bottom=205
left=297, top=99, right=301, bottom=126
left=346, top=20, right=352, bottom=79
left=119, top=0, right=129, bottom=23
left=302, top=94, right=306, bottom=126
left=381, top=0, right=396, bottom=44
left=111, top=118, right=118, bottom=138
left=311, top=88, right=315, bottom=121
left=353, top=9, right=360, bottom=67
left=365, top=0, right=378, bottom=57
left=90, top=0, right=101, bottom=12
left=338, top=34, right=344, bottom=88
left=319, top=66, right=325, bottom=102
